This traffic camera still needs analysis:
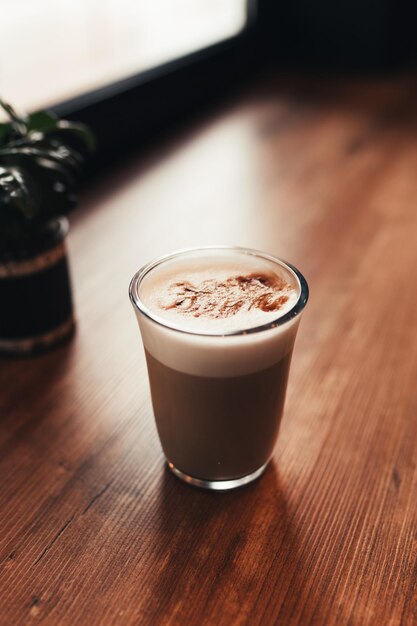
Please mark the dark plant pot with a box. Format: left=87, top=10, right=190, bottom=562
left=0, top=218, right=75, bottom=356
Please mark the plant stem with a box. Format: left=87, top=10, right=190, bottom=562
left=0, top=99, right=27, bottom=135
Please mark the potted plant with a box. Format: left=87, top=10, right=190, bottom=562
left=0, top=100, right=94, bottom=356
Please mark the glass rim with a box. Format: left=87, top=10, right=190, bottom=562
left=129, top=246, right=309, bottom=337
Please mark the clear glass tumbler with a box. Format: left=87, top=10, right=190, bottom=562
left=129, top=247, right=308, bottom=491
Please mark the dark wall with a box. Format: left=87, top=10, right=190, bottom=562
left=256, top=0, right=417, bottom=71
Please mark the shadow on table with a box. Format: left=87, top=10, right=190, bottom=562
left=142, top=460, right=304, bottom=623
left=0, top=333, right=77, bottom=389
left=0, top=338, right=79, bottom=453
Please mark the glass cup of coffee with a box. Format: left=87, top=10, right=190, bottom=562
left=129, top=247, right=308, bottom=491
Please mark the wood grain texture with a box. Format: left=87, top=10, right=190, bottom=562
left=1, top=73, right=417, bottom=626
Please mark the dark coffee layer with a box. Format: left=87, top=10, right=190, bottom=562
left=145, top=349, right=293, bottom=480
left=161, top=272, right=290, bottom=320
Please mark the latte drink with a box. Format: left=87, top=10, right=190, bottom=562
left=129, top=247, right=308, bottom=490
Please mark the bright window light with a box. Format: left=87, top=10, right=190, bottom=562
left=0, top=0, right=247, bottom=112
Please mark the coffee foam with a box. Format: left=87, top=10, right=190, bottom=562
left=139, top=255, right=298, bottom=333
left=134, top=250, right=301, bottom=377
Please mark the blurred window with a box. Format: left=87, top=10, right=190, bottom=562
left=1, top=0, right=248, bottom=111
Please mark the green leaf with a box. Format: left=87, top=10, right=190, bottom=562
left=0, top=165, right=39, bottom=219
left=27, top=110, right=58, bottom=133
left=56, top=120, right=96, bottom=153
left=0, top=148, right=77, bottom=190
left=0, top=122, right=12, bottom=145
left=0, top=142, right=83, bottom=171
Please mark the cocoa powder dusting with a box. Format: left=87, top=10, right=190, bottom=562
left=162, top=272, right=290, bottom=319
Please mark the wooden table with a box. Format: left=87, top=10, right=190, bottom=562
left=1, top=74, right=417, bottom=626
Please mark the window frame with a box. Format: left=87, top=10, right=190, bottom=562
left=50, top=0, right=258, bottom=172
